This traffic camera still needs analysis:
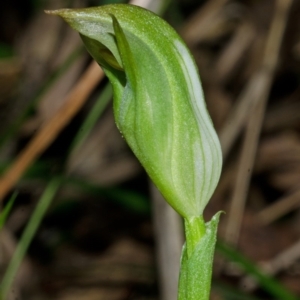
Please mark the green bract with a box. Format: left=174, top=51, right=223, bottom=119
left=47, top=4, right=222, bottom=219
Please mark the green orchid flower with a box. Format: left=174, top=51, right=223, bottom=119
left=47, top=5, right=222, bottom=299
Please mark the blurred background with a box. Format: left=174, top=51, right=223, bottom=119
left=0, top=0, right=300, bottom=299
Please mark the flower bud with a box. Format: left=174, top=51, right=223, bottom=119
left=47, top=4, right=222, bottom=218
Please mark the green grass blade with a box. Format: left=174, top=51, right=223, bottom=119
left=0, top=160, right=150, bottom=214
left=64, top=177, right=150, bottom=214
left=0, top=192, right=18, bottom=229
left=0, top=178, right=61, bottom=298
left=216, top=241, right=298, bottom=300
left=67, top=82, right=112, bottom=155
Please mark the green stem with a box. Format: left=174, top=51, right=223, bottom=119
left=184, top=215, right=206, bottom=258
left=179, top=213, right=221, bottom=300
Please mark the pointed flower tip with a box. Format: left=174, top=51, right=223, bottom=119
left=44, top=9, right=60, bottom=15
left=44, top=8, right=73, bottom=17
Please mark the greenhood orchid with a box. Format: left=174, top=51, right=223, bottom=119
left=47, top=5, right=223, bottom=299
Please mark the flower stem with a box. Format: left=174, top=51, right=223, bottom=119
left=184, top=215, right=206, bottom=258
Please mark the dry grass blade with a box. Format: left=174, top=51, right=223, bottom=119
left=223, top=0, right=294, bottom=247
left=0, top=61, right=104, bottom=202
left=181, top=0, right=230, bottom=46
left=257, top=188, right=300, bottom=225
left=219, top=69, right=272, bottom=159
left=213, top=21, right=255, bottom=84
